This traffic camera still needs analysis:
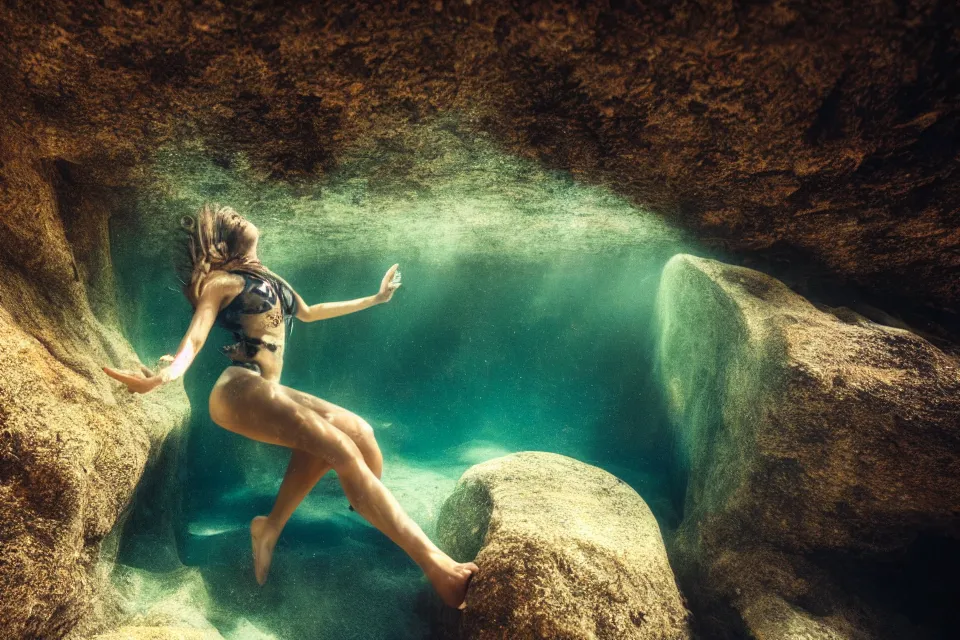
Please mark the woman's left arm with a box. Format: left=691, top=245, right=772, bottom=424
left=293, top=263, right=401, bottom=323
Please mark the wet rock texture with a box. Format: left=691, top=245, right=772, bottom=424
left=2, top=1, right=959, bottom=637
left=87, top=562, right=225, bottom=640
left=0, top=115, right=191, bottom=636
left=90, top=627, right=222, bottom=640
left=0, top=0, right=958, bottom=325
left=657, top=254, right=960, bottom=638
left=437, top=452, right=691, bottom=640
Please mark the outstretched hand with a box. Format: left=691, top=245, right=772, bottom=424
left=376, top=263, right=402, bottom=303
left=103, top=358, right=168, bottom=394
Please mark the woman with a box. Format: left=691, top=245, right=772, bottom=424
left=103, top=203, right=477, bottom=609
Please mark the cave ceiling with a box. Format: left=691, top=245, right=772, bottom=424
left=1, top=0, right=958, bottom=325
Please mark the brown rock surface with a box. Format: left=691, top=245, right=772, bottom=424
left=0, top=97, right=192, bottom=638
left=3, top=1, right=960, bottom=637
left=436, top=452, right=691, bottom=640
left=0, top=0, right=957, bottom=325
left=89, top=627, right=222, bottom=640
left=656, top=254, right=960, bottom=638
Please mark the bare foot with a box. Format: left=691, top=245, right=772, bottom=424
left=250, top=515, right=280, bottom=586
left=425, top=554, right=479, bottom=609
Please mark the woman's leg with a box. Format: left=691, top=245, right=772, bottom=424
left=269, top=450, right=332, bottom=529
left=209, top=370, right=477, bottom=608
left=282, top=385, right=384, bottom=479
left=251, top=389, right=385, bottom=583
left=249, top=450, right=332, bottom=584
left=259, top=402, right=382, bottom=548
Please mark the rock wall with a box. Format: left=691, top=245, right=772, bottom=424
left=437, top=452, right=691, bottom=640
left=656, top=254, right=960, bottom=638
left=1, top=0, right=957, bottom=324
left=3, top=1, right=959, bottom=636
left=0, top=113, right=191, bottom=638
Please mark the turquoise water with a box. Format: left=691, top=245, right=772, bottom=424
left=111, top=120, right=696, bottom=639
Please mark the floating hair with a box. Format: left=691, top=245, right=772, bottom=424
left=177, top=203, right=273, bottom=308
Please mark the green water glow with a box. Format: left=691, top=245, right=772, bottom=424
left=111, top=118, right=696, bottom=639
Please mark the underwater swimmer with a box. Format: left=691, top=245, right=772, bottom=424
left=102, top=204, right=477, bottom=609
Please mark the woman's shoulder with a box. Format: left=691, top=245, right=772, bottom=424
left=200, top=270, right=246, bottom=301
left=207, top=269, right=246, bottom=286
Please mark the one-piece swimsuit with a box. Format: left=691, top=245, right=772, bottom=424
left=215, top=269, right=297, bottom=374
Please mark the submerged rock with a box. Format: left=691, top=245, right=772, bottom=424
left=0, top=120, right=194, bottom=639
left=0, top=282, right=193, bottom=640
left=436, top=452, right=691, bottom=640
left=89, top=627, right=222, bottom=640
left=656, top=254, right=960, bottom=638
left=85, top=562, right=225, bottom=640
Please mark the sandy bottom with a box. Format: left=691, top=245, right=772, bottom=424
left=111, top=443, right=505, bottom=639
left=109, top=441, right=670, bottom=639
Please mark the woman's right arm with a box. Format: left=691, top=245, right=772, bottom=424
left=103, top=274, right=235, bottom=393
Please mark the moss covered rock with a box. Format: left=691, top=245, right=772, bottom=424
left=656, top=254, right=960, bottom=638
left=437, top=452, right=691, bottom=640
left=89, top=626, right=222, bottom=640
left=0, top=111, right=193, bottom=639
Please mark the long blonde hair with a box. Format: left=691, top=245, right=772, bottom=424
left=178, top=203, right=274, bottom=308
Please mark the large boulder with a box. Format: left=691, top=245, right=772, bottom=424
left=0, top=298, right=191, bottom=639
left=0, top=117, right=193, bottom=639
left=436, top=452, right=691, bottom=640
left=656, top=254, right=960, bottom=638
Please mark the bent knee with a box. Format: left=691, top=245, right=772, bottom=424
left=351, top=416, right=383, bottom=476
left=365, top=443, right=384, bottom=479
left=329, top=410, right=373, bottom=439
left=299, top=414, right=365, bottom=469
left=354, top=415, right=375, bottom=441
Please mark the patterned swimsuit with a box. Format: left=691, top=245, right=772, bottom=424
left=215, top=269, right=298, bottom=374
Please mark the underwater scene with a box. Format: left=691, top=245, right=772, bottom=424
left=2, top=2, right=959, bottom=640
left=110, top=123, right=698, bottom=639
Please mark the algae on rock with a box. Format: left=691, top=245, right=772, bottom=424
left=0, top=114, right=195, bottom=639
left=437, top=452, right=691, bottom=640
left=656, top=254, right=960, bottom=639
